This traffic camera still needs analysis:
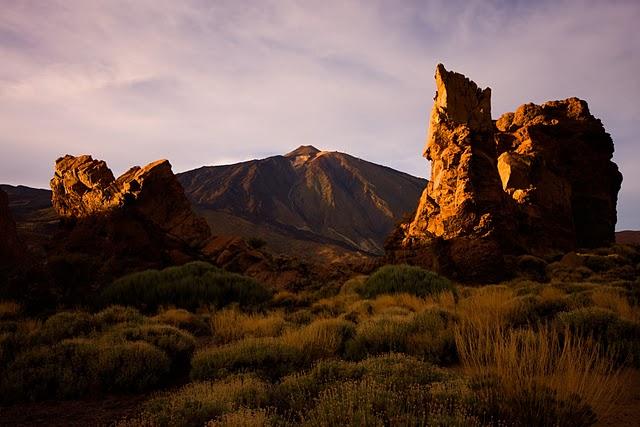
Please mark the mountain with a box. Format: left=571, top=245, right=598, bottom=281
left=177, top=146, right=426, bottom=258
left=616, top=230, right=640, bottom=245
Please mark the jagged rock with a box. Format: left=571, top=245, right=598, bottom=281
left=51, top=155, right=210, bottom=247
left=0, top=188, right=22, bottom=265
left=387, top=64, right=622, bottom=281
left=495, top=98, right=622, bottom=251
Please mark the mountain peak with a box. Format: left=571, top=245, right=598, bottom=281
left=285, top=145, right=321, bottom=158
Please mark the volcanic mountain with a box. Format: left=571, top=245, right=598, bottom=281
left=177, top=146, right=426, bottom=258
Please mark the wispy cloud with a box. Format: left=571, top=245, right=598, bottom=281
left=0, top=0, right=638, bottom=228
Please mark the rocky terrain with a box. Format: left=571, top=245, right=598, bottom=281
left=387, top=64, right=622, bottom=281
left=178, top=146, right=426, bottom=259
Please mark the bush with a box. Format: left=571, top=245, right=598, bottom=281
left=104, top=324, right=196, bottom=369
left=39, top=311, right=95, bottom=343
left=100, top=262, right=272, bottom=311
left=191, top=338, right=305, bottom=381
left=557, top=307, right=640, bottom=366
left=1, top=338, right=171, bottom=402
left=152, top=308, right=210, bottom=336
left=96, top=341, right=170, bottom=392
left=345, top=310, right=457, bottom=364
left=95, top=305, right=144, bottom=329
left=126, top=375, right=269, bottom=427
left=210, top=309, right=286, bottom=344
left=359, top=265, right=454, bottom=299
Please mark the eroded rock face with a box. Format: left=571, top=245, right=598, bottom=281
left=0, top=188, right=22, bottom=264
left=51, top=155, right=210, bottom=247
left=495, top=98, right=622, bottom=251
left=387, top=64, right=622, bottom=281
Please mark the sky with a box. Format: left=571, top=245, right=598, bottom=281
left=0, top=0, right=638, bottom=229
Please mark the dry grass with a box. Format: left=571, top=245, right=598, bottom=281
left=206, top=408, right=270, bottom=427
left=455, top=321, right=627, bottom=423
left=281, top=318, right=354, bottom=357
left=456, top=286, right=525, bottom=331
left=0, top=300, right=21, bottom=320
left=210, top=309, right=287, bottom=344
left=590, top=289, right=639, bottom=322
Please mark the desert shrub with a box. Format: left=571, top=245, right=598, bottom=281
left=281, top=318, right=355, bottom=359
left=300, top=376, right=478, bottom=427
left=516, top=255, right=549, bottom=282
left=124, top=375, right=269, bottom=427
left=96, top=341, right=170, bottom=392
left=1, top=338, right=170, bottom=402
left=0, top=300, right=21, bottom=320
left=152, top=308, right=210, bottom=336
left=557, top=307, right=640, bottom=366
left=104, top=324, right=196, bottom=368
left=38, top=311, right=95, bottom=343
left=191, top=338, right=305, bottom=381
left=210, top=309, right=286, bottom=344
left=274, top=354, right=449, bottom=417
left=95, top=305, right=144, bottom=328
left=455, top=323, right=627, bottom=425
left=206, top=408, right=272, bottom=427
left=100, top=262, right=272, bottom=311
left=345, top=309, right=457, bottom=364
left=580, top=253, right=627, bottom=272
left=359, top=264, right=454, bottom=299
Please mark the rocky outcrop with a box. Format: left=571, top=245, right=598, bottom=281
left=51, top=155, right=210, bottom=247
left=387, top=64, right=622, bottom=281
left=495, top=98, right=622, bottom=251
left=0, top=188, right=22, bottom=265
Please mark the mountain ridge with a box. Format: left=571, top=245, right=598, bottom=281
left=178, top=146, right=427, bottom=257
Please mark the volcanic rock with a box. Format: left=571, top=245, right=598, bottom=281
left=387, top=64, right=622, bottom=281
left=51, top=155, right=210, bottom=247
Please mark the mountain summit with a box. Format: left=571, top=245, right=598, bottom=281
left=178, top=148, right=426, bottom=258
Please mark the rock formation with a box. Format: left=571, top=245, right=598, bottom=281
left=51, top=155, right=210, bottom=247
left=387, top=64, right=622, bottom=281
left=0, top=188, right=22, bottom=266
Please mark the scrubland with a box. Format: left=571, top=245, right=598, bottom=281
left=0, top=245, right=639, bottom=426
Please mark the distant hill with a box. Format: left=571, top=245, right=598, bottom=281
left=177, top=146, right=426, bottom=258
left=616, top=230, right=640, bottom=245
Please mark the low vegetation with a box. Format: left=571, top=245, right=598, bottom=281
left=1, top=245, right=639, bottom=426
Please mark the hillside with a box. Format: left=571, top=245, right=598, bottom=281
left=177, top=146, right=426, bottom=258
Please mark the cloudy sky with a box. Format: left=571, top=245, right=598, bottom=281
left=0, top=0, right=638, bottom=229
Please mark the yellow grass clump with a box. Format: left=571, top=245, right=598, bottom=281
left=454, top=321, right=627, bottom=424
left=210, top=309, right=287, bottom=344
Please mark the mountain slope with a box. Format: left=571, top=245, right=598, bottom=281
left=178, top=146, right=426, bottom=256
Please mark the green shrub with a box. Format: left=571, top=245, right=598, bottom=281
left=557, top=307, right=640, bottom=366
left=96, top=341, right=170, bottom=392
left=127, top=375, right=269, bottom=427
left=1, top=337, right=171, bottom=402
left=359, top=265, right=454, bottom=299
left=100, top=262, right=272, bottom=311
left=191, top=338, right=305, bottom=381
left=104, top=324, right=195, bottom=369
left=39, top=311, right=95, bottom=343
left=345, top=309, right=457, bottom=364
left=95, top=305, right=144, bottom=328
left=152, top=308, right=210, bottom=336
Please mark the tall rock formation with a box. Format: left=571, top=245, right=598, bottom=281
left=387, top=64, right=622, bottom=281
left=51, top=155, right=210, bottom=247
